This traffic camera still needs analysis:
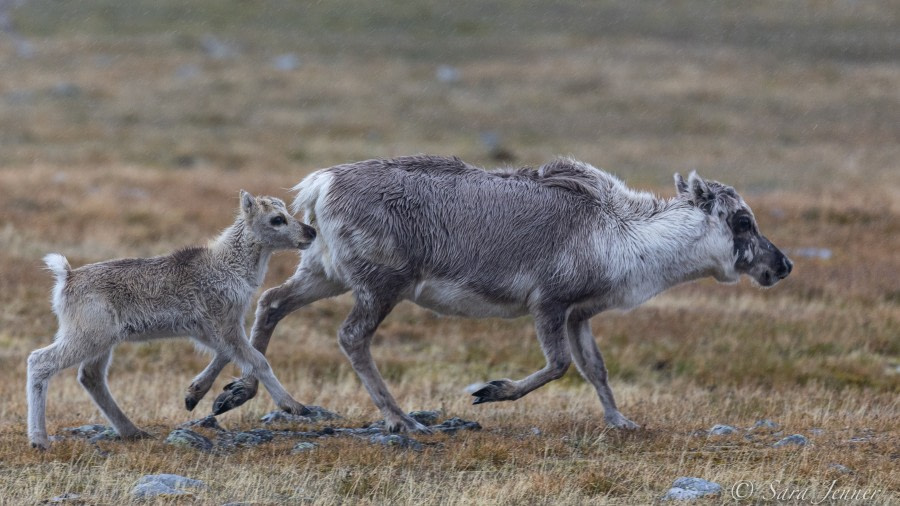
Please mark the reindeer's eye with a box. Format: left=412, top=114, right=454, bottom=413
left=270, top=215, right=287, bottom=226
left=733, top=215, right=752, bottom=234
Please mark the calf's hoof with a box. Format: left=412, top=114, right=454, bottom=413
left=212, top=379, right=258, bottom=415
left=471, top=379, right=518, bottom=405
left=30, top=436, right=51, bottom=451
left=184, top=394, right=200, bottom=412
left=123, top=429, right=154, bottom=441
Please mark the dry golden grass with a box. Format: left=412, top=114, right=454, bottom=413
left=0, top=1, right=898, bottom=504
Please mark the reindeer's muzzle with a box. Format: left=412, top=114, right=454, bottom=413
left=756, top=236, right=792, bottom=287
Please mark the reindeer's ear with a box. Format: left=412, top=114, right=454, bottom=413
left=674, top=173, right=688, bottom=195
left=240, top=190, right=257, bottom=215
left=687, top=171, right=716, bottom=213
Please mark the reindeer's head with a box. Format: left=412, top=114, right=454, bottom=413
left=240, top=191, right=317, bottom=251
left=674, top=172, right=792, bottom=287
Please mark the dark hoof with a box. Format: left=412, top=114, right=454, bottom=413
left=124, top=430, right=154, bottom=441
left=212, top=380, right=256, bottom=415
left=184, top=395, right=199, bottom=412
left=471, top=380, right=516, bottom=405
left=281, top=403, right=313, bottom=417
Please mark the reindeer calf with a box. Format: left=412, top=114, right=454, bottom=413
left=27, top=191, right=317, bottom=450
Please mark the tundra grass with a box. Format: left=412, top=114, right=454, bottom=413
left=0, top=1, right=898, bottom=504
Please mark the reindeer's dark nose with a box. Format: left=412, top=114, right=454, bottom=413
left=775, top=255, right=793, bottom=279
left=307, top=227, right=317, bottom=241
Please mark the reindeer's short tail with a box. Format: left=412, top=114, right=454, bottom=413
left=43, top=253, right=70, bottom=315
left=290, top=169, right=333, bottom=225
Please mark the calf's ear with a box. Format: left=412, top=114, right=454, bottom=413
left=240, top=190, right=257, bottom=216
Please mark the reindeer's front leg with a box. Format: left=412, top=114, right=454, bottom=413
left=471, top=303, right=571, bottom=404
left=565, top=311, right=638, bottom=429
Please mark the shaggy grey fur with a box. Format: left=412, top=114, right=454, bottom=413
left=27, top=192, right=317, bottom=450
left=194, top=155, right=791, bottom=432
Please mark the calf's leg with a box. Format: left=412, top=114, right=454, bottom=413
left=78, top=349, right=150, bottom=439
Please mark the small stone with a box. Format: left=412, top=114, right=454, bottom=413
left=292, top=442, right=318, bottom=453
left=260, top=406, right=342, bottom=425
left=369, top=434, right=423, bottom=450
left=200, top=34, right=237, bottom=60
left=233, top=429, right=274, bottom=447
left=174, top=64, right=201, bottom=80
left=752, top=419, right=780, bottom=430
left=828, top=464, right=853, bottom=474
left=88, top=428, right=120, bottom=444
left=431, top=417, right=481, bottom=434
left=530, top=427, right=542, bottom=436
left=408, top=410, right=441, bottom=426
left=51, top=83, right=82, bottom=98
left=709, top=424, right=737, bottom=436
left=272, top=53, right=300, bottom=71
left=177, top=415, right=224, bottom=431
left=435, top=65, right=461, bottom=84
left=773, top=434, right=809, bottom=447
left=131, top=474, right=205, bottom=499
left=809, top=428, right=825, bottom=436
left=164, top=428, right=213, bottom=451
left=662, top=477, right=722, bottom=501
left=61, top=424, right=110, bottom=438
left=43, top=493, right=81, bottom=503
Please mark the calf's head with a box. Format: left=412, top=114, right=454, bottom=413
left=675, top=172, right=792, bottom=287
left=240, top=190, right=317, bottom=250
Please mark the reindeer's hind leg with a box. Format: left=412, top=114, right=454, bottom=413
left=78, top=349, right=150, bottom=440
left=339, top=288, right=430, bottom=434
left=565, top=313, right=638, bottom=429
left=471, top=304, right=571, bottom=404
left=209, top=266, right=346, bottom=414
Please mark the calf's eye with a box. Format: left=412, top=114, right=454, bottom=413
left=270, top=216, right=287, bottom=226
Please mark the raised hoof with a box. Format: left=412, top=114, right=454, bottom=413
left=212, top=379, right=257, bottom=415
left=386, top=415, right=433, bottom=435
left=184, top=394, right=199, bottom=412
left=471, top=379, right=517, bottom=405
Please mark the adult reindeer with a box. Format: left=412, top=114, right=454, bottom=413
left=186, top=155, right=792, bottom=432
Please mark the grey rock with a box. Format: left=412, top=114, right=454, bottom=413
left=792, top=247, right=832, bottom=260
left=260, top=406, right=342, bottom=425
left=292, top=441, right=318, bottom=453
left=51, top=83, right=82, bottom=98
left=530, top=427, right=542, bottom=436
left=200, top=34, right=237, bottom=60
left=408, top=410, right=441, bottom=426
left=662, top=477, right=722, bottom=501
left=233, top=429, right=274, bottom=447
left=435, top=65, right=461, bottom=84
left=809, top=428, right=825, bottom=436
left=709, top=424, right=737, bottom=436
left=369, top=434, right=422, bottom=451
left=828, top=463, right=853, bottom=474
left=272, top=53, right=301, bottom=71
left=773, top=434, right=809, bottom=447
left=431, top=417, right=481, bottom=434
left=61, top=424, right=110, bottom=438
left=88, top=427, right=120, bottom=444
left=752, top=419, right=780, bottom=430
left=43, top=493, right=82, bottom=503
left=174, top=64, right=202, bottom=80
left=164, top=429, right=213, bottom=451
left=131, top=474, right=205, bottom=499
left=177, top=415, right=224, bottom=431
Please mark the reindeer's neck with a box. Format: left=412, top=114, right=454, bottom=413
left=603, top=192, right=720, bottom=306
left=210, top=220, right=272, bottom=288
